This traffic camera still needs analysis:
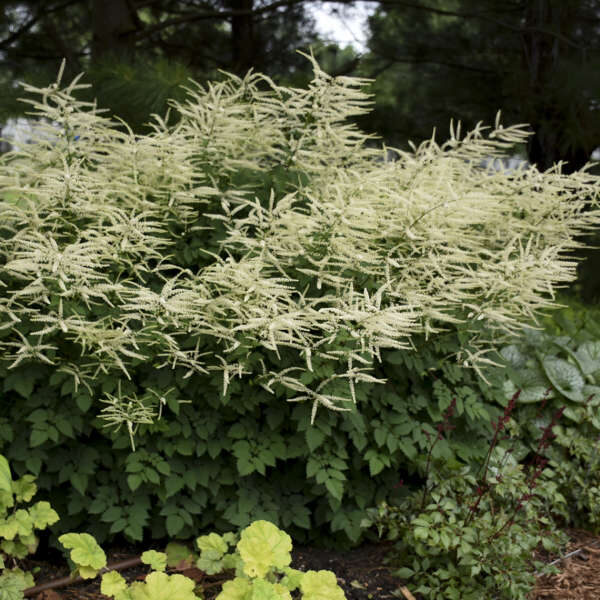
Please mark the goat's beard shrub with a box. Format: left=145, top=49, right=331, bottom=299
left=1, top=56, right=600, bottom=548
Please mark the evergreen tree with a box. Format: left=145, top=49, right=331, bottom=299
left=361, top=0, right=600, bottom=174
left=0, top=0, right=320, bottom=133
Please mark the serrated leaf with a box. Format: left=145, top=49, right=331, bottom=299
left=166, top=514, right=185, bottom=537
left=368, top=456, right=384, bottom=476
left=75, top=394, right=92, bottom=412
left=141, top=550, right=167, bottom=572
left=29, top=429, right=47, bottom=448
left=324, top=478, right=344, bottom=501
left=299, top=570, right=345, bottom=600
left=237, top=520, right=292, bottom=578
left=305, top=428, right=325, bottom=452
left=127, top=474, right=143, bottom=492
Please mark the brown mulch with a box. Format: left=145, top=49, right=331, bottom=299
left=17, top=527, right=600, bottom=600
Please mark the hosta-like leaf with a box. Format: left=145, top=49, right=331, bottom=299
left=575, top=341, right=600, bottom=376
left=299, top=570, right=346, bottom=600
left=540, top=356, right=585, bottom=402
left=237, top=520, right=292, bottom=578
left=499, top=345, right=528, bottom=369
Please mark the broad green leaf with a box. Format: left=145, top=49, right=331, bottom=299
left=324, top=479, right=344, bottom=501
left=0, top=456, right=11, bottom=493
left=141, top=550, right=167, bottom=572
left=499, top=345, right=528, bottom=369
left=166, top=514, right=185, bottom=537
left=237, top=520, right=292, bottom=578
left=165, top=542, right=195, bottom=568
left=575, top=341, right=600, bottom=376
left=127, top=475, right=143, bottom=492
left=299, top=570, right=346, bottom=600
left=59, top=532, right=107, bottom=575
left=540, top=356, right=585, bottom=402
left=128, top=572, right=199, bottom=600
left=305, top=428, right=325, bottom=452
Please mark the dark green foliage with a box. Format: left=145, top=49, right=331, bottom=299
left=0, top=297, right=511, bottom=549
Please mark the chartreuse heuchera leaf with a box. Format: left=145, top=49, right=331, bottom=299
left=195, top=531, right=239, bottom=575
left=192, top=521, right=346, bottom=600
left=237, top=520, right=292, bottom=578
left=102, top=570, right=201, bottom=600
left=0, top=456, right=11, bottom=494
left=141, top=550, right=167, bottom=572
left=101, top=571, right=130, bottom=598
left=59, top=532, right=107, bottom=578
left=0, top=569, right=34, bottom=600
left=300, top=570, right=346, bottom=600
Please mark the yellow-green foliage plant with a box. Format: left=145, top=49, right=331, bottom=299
left=99, top=520, right=346, bottom=600
left=0, top=454, right=59, bottom=600
left=2, top=54, right=600, bottom=545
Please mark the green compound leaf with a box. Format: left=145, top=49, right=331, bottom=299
left=59, top=532, right=107, bottom=577
left=540, top=356, right=585, bottom=402
left=141, top=550, right=167, bottom=572
left=128, top=571, right=199, bottom=600
left=29, top=501, right=60, bottom=529
left=101, top=571, right=129, bottom=598
left=299, top=570, right=346, bottom=600
left=237, top=520, right=292, bottom=579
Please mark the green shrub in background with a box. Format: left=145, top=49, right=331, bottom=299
left=1, top=55, right=600, bottom=549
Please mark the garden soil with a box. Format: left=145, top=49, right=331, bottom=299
left=19, top=527, right=600, bottom=599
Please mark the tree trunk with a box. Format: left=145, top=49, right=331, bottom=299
left=230, top=0, right=255, bottom=75
left=521, top=0, right=594, bottom=173
left=91, top=0, right=140, bottom=63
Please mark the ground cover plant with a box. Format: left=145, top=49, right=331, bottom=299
left=1, top=54, right=600, bottom=558
left=0, top=451, right=346, bottom=600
